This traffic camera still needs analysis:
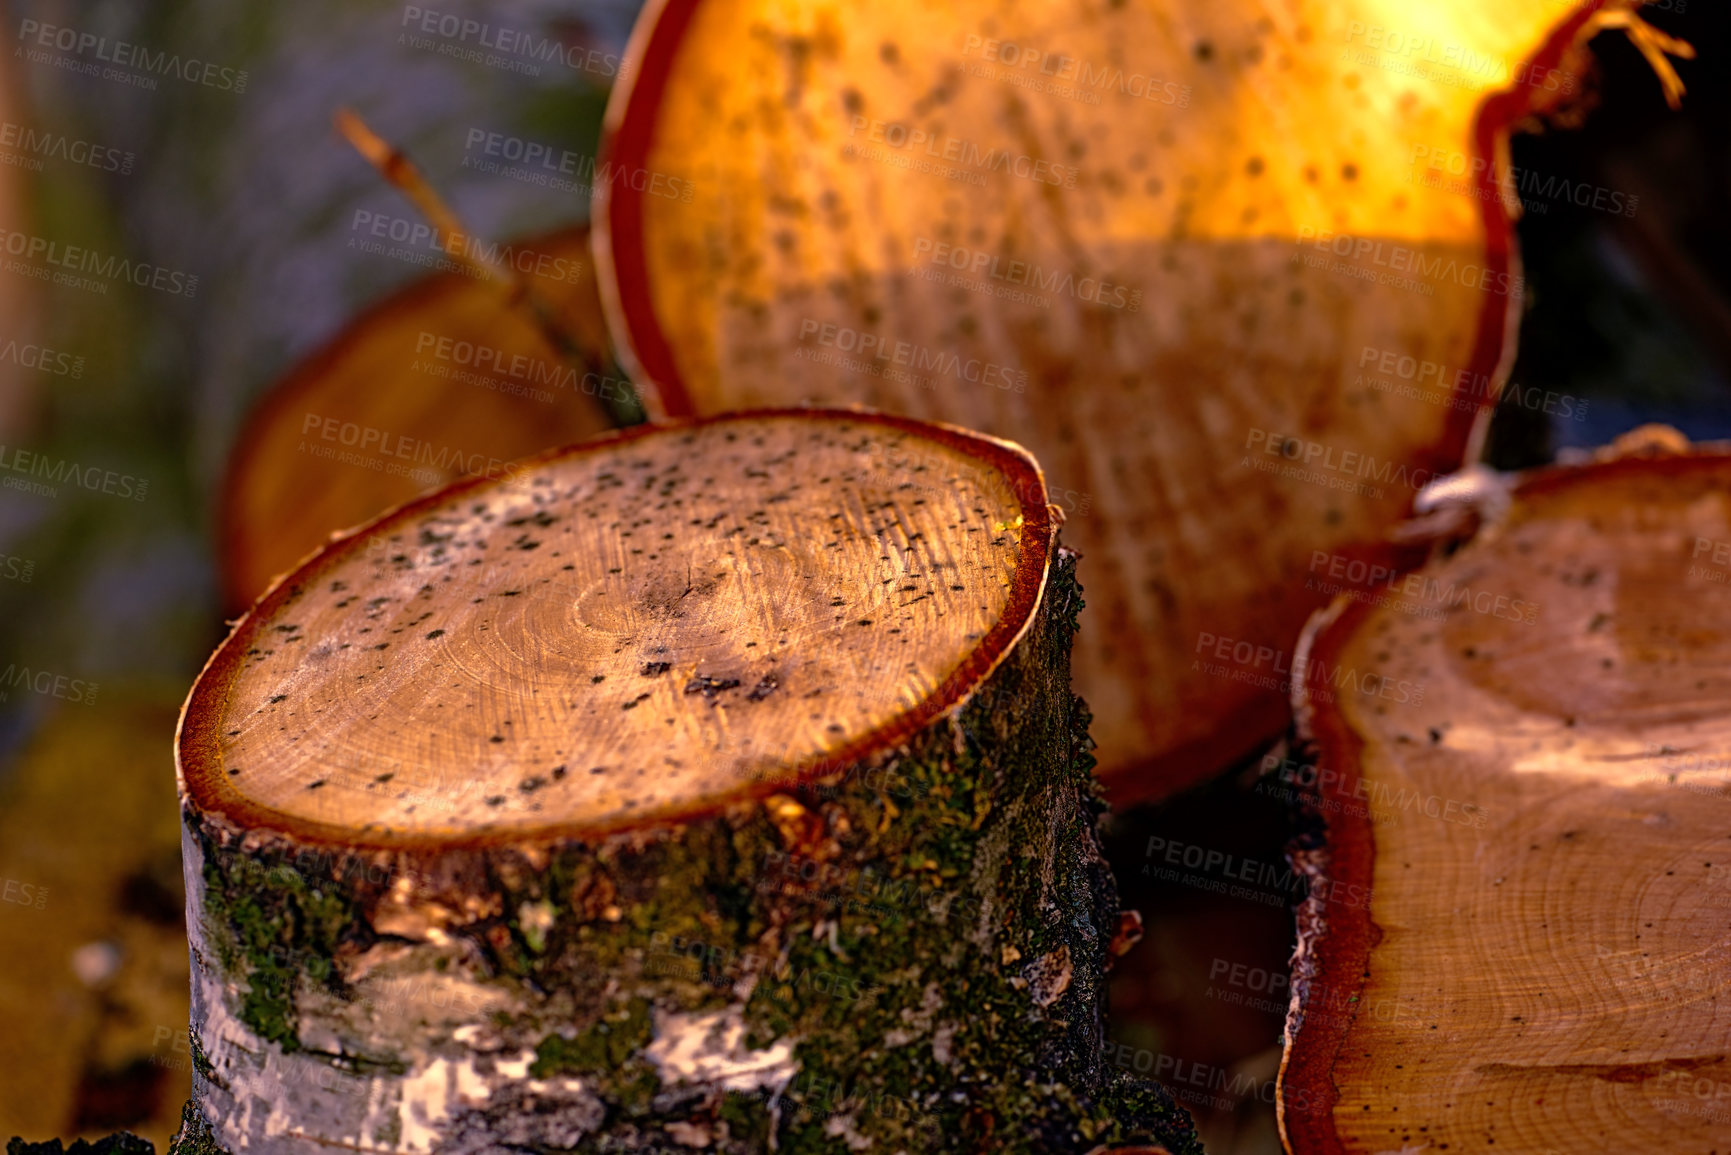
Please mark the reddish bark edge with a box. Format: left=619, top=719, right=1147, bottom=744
left=215, top=225, right=598, bottom=615
left=590, top=0, right=1594, bottom=806
left=593, top=0, right=700, bottom=416
left=1275, top=440, right=1731, bottom=1151
left=182, top=407, right=1056, bottom=852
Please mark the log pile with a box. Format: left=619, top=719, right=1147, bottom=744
left=592, top=0, right=1676, bottom=801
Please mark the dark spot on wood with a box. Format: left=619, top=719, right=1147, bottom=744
left=486, top=795, right=506, bottom=807
left=375, top=773, right=394, bottom=783
left=426, top=629, right=446, bottom=640
left=641, top=661, right=673, bottom=677
left=490, top=735, right=505, bottom=743
left=520, top=776, right=546, bottom=793
left=307, top=780, right=325, bottom=790
left=747, top=674, right=780, bottom=702
left=551, top=765, right=567, bottom=780
left=685, top=675, right=742, bottom=698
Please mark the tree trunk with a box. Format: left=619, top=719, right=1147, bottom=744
left=1279, top=430, right=1731, bottom=1154
left=172, top=409, right=1199, bottom=1154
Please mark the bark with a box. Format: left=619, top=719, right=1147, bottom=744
left=6, top=1137, right=155, bottom=1155
left=1278, top=432, right=1731, bottom=1155
left=173, top=410, right=1200, bottom=1155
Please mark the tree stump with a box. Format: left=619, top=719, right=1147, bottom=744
left=173, top=410, right=1199, bottom=1154
left=1279, top=434, right=1731, bottom=1154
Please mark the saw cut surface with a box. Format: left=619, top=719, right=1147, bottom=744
left=1283, top=454, right=1731, bottom=1155
left=599, top=0, right=1621, bottom=796
left=182, top=412, right=1047, bottom=844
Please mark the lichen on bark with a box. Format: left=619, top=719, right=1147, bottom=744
left=181, top=552, right=1199, bottom=1154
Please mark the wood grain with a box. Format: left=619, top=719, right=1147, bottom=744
left=595, top=0, right=1645, bottom=799
left=1281, top=446, right=1731, bottom=1155
left=187, top=409, right=1049, bottom=844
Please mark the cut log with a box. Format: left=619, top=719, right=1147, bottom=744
left=594, top=0, right=1687, bottom=802
left=218, top=226, right=623, bottom=614
left=175, top=410, right=1200, bottom=1154
left=1279, top=434, right=1731, bottom=1154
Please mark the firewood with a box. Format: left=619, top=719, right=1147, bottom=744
left=593, top=0, right=1690, bottom=801
left=1280, top=433, right=1731, bottom=1154
left=174, top=409, right=1199, bottom=1154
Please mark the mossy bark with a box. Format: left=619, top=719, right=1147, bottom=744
left=6, top=1136, right=155, bottom=1155
left=174, top=551, right=1199, bottom=1155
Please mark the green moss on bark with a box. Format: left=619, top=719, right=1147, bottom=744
left=164, top=1098, right=221, bottom=1155
left=186, top=552, right=1201, bottom=1154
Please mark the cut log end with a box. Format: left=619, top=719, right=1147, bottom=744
left=1281, top=444, right=1731, bottom=1155
left=187, top=410, right=1051, bottom=845
left=597, top=0, right=1637, bottom=802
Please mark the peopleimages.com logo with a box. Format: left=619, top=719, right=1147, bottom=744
left=795, top=319, right=1028, bottom=393
left=462, top=129, right=693, bottom=203
left=0, top=121, right=133, bottom=175
left=400, top=7, right=626, bottom=81
left=297, top=411, right=530, bottom=491
left=1340, top=21, right=1574, bottom=95
left=0, top=445, right=149, bottom=501
left=911, top=237, right=1140, bottom=311
left=1, top=877, right=47, bottom=910
left=1193, top=629, right=1426, bottom=706
left=348, top=210, right=586, bottom=284
left=1295, top=226, right=1524, bottom=298
left=1244, top=427, right=1436, bottom=497
left=0, top=228, right=197, bottom=298
left=1306, top=549, right=1539, bottom=626
left=15, top=19, right=248, bottom=92
left=845, top=117, right=1077, bottom=187
left=0, top=663, right=99, bottom=706
left=958, top=33, right=1191, bottom=108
